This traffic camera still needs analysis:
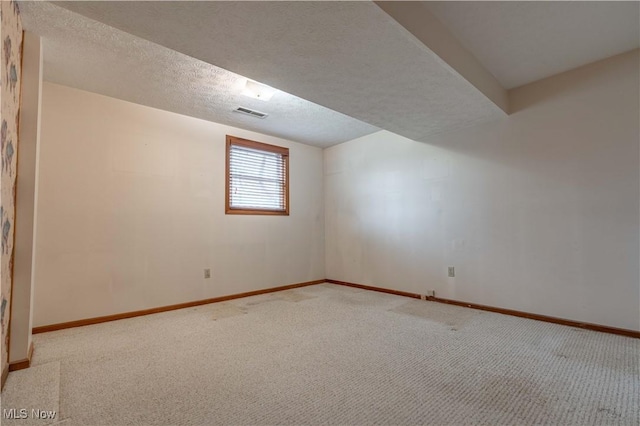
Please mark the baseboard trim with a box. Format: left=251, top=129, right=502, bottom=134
left=8, top=341, right=35, bottom=372
left=1, top=365, right=8, bottom=390
left=33, top=279, right=325, bottom=334
left=327, top=279, right=640, bottom=339
left=31, top=278, right=639, bottom=339
left=326, top=279, right=422, bottom=300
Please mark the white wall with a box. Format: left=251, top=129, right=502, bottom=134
left=325, top=50, right=639, bottom=331
left=10, top=32, right=42, bottom=361
left=34, top=83, right=325, bottom=327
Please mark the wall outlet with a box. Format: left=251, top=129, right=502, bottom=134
left=426, top=290, right=435, bottom=297
left=204, top=268, right=211, bottom=279
left=448, top=266, right=455, bottom=277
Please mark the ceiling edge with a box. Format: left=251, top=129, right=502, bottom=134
left=376, top=1, right=509, bottom=115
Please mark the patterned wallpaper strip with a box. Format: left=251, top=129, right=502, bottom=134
left=1, top=0, right=24, bottom=380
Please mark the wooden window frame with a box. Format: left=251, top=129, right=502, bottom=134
left=225, top=135, right=290, bottom=216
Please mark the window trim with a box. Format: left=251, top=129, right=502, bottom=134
left=225, top=135, right=290, bottom=216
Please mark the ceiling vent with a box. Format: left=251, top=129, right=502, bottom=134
left=233, top=106, right=268, bottom=119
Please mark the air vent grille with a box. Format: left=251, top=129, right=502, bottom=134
left=234, top=106, right=268, bottom=119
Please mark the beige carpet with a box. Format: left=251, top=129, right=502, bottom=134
left=1, top=283, right=638, bottom=425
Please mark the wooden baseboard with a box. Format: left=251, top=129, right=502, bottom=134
left=33, top=279, right=326, bottom=334
left=326, top=279, right=422, bottom=300
left=1, top=365, right=8, bottom=390
left=31, top=277, right=639, bottom=339
left=327, top=279, right=640, bottom=339
left=8, top=341, right=34, bottom=372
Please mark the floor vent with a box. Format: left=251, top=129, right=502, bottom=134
left=233, top=106, right=268, bottom=119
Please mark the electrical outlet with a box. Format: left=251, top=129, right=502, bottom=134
left=448, top=267, right=455, bottom=278
left=204, top=268, right=211, bottom=279
left=426, top=290, right=435, bottom=297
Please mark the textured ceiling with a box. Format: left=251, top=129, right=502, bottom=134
left=18, top=1, right=379, bottom=148
left=427, top=1, right=640, bottom=89
left=21, top=2, right=631, bottom=147
left=48, top=1, right=506, bottom=142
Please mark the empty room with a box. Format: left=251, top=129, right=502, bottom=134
left=1, top=1, right=638, bottom=425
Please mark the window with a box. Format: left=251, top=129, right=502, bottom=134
left=226, top=135, right=289, bottom=215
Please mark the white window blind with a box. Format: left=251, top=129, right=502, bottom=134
left=227, top=138, right=288, bottom=214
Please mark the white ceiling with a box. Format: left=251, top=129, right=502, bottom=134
left=18, top=1, right=638, bottom=147
left=17, top=1, right=379, bottom=148
left=25, top=1, right=506, bottom=145
left=427, top=1, right=640, bottom=89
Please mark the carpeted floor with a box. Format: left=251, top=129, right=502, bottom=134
left=1, top=283, right=638, bottom=425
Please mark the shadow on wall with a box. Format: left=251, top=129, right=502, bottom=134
left=414, top=50, right=640, bottom=178
left=509, top=50, right=638, bottom=114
